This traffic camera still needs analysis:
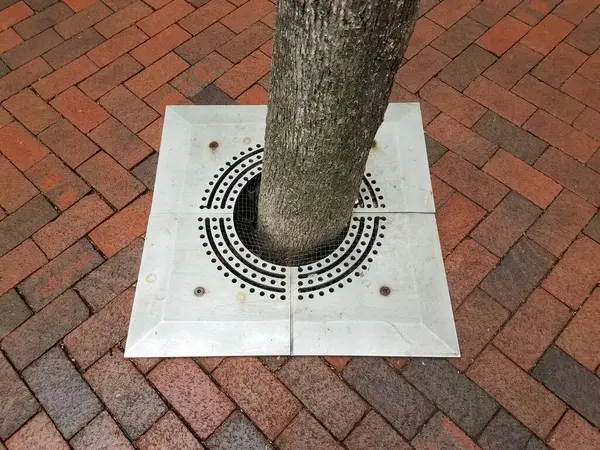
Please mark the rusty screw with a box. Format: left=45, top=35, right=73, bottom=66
left=194, top=286, right=205, bottom=297
left=379, top=286, right=390, bottom=296
left=209, top=141, right=219, bottom=150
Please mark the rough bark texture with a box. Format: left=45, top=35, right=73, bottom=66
left=258, top=0, right=419, bottom=263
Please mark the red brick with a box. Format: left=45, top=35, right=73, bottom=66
left=278, top=357, right=368, bottom=439
left=431, top=16, right=487, bottom=58
left=217, top=21, right=272, bottom=64
left=94, top=0, right=152, bottom=38
left=431, top=174, right=455, bottom=208
left=465, top=76, right=536, bottom=125
left=213, top=357, right=302, bottom=440
left=2, top=28, right=63, bottom=69
left=259, top=36, right=272, bottom=56
left=532, top=43, right=588, bottom=88
left=543, top=235, right=600, bottom=308
left=19, top=238, right=102, bottom=311
left=5, top=412, right=69, bottom=450
left=548, top=410, right=600, bottom=449
left=136, top=410, right=202, bottom=450
left=70, top=410, right=134, bottom=450
left=431, top=151, right=509, bottom=210
left=476, top=15, right=530, bottom=56
left=521, top=14, right=575, bottom=55
left=0, top=57, right=52, bottom=102
left=534, top=146, right=600, bottom=206
left=483, top=149, right=562, bottom=207
left=103, top=0, right=138, bottom=9
left=32, top=55, right=98, bottom=100
left=561, top=73, right=600, bottom=112
left=472, top=191, right=541, bottom=256
left=483, top=42, right=543, bottom=89
left=175, top=21, right=234, bottom=64
left=438, top=44, right=497, bottom=91
left=89, top=192, right=151, bottom=256
left=412, top=412, right=481, bottom=450
left=33, top=193, right=112, bottom=258
left=0, top=28, right=23, bottom=53
left=557, top=287, right=600, bottom=369
left=426, top=0, right=479, bottom=29
left=25, top=153, right=89, bottom=210
left=0, top=2, right=33, bottom=32
left=321, top=356, right=350, bottom=372
left=468, top=0, right=521, bottom=27
left=0, top=289, right=32, bottom=340
left=195, top=356, right=224, bottom=372
left=555, top=0, right=600, bottom=24
left=426, top=114, right=496, bottom=167
left=0, top=121, right=49, bottom=170
left=130, top=23, right=190, bottom=66
left=64, top=0, right=101, bottom=13
left=345, top=410, right=410, bottom=450
left=143, top=0, right=171, bottom=7
left=43, top=27, right=105, bottom=70
left=0, top=155, right=38, bottom=213
left=50, top=86, right=109, bottom=133
left=511, top=0, right=560, bottom=25
left=89, top=117, right=153, bottom=168
left=87, top=25, right=148, bottom=67
left=99, top=85, right=159, bottom=132
left=79, top=54, right=141, bottom=100
left=124, top=52, right=188, bottom=97
left=495, top=288, right=571, bottom=371
left=396, top=46, right=451, bottom=93
left=578, top=49, right=600, bottom=83
left=137, top=0, right=193, bottom=36
left=178, top=0, right=234, bottom=35
left=0, top=239, right=46, bottom=296
left=421, top=78, right=487, bottom=127
left=54, top=1, right=112, bottom=39
left=63, top=287, right=134, bottom=369
left=275, top=409, right=343, bottom=450
left=3, top=89, right=59, bottom=135
left=405, top=17, right=444, bottom=59
left=468, top=346, right=566, bottom=437
left=1, top=289, right=88, bottom=369
left=389, top=82, right=441, bottom=125
left=148, top=359, right=235, bottom=438
left=260, top=8, right=275, bottom=28
left=215, top=50, right=270, bottom=98
left=236, top=83, right=268, bottom=105
left=574, top=107, right=600, bottom=142
left=525, top=109, right=599, bottom=162
left=220, top=0, right=274, bottom=33
left=144, top=82, right=191, bottom=113
left=436, top=192, right=486, bottom=255
left=13, top=3, right=72, bottom=40
left=529, top=190, right=596, bottom=256
left=38, top=119, right=99, bottom=168
left=139, top=117, right=163, bottom=150
left=444, top=239, right=498, bottom=308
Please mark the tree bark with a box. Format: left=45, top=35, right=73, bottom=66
left=257, top=0, right=419, bottom=264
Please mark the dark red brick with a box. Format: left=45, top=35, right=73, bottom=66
left=24, top=0, right=60, bottom=11
left=204, top=409, right=273, bottom=450
left=452, top=288, right=509, bottom=371
left=195, top=356, right=224, bottom=372
left=70, top=411, right=134, bottom=450
left=484, top=43, right=543, bottom=89
left=421, top=78, right=487, bottom=126
left=472, top=191, right=541, bottom=256
left=124, top=50, right=188, bottom=98
left=54, top=1, right=112, bottom=39
left=561, top=72, right=600, bottom=112
left=99, top=84, right=159, bottom=132
left=275, top=409, right=343, bottom=450
left=431, top=151, right=509, bottom=210
left=175, top=22, right=234, bottom=64
left=38, top=119, right=99, bottom=168
left=468, top=0, right=521, bottom=27
left=137, top=410, right=203, bottom=450
left=0, top=121, right=49, bottom=170
left=585, top=211, right=600, bottom=243
left=475, top=15, right=530, bottom=56
left=344, top=410, right=411, bottom=450
left=0, top=155, right=38, bottom=214
left=578, top=47, right=600, bottom=82
left=2, top=28, right=62, bottom=70
left=63, top=287, right=134, bottom=369
left=467, top=346, right=566, bottom=438
left=43, top=27, right=105, bottom=69
left=148, top=359, right=235, bottom=438
left=0, top=57, right=52, bottom=102
left=50, top=86, right=109, bottom=133
left=478, top=409, right=533, bottom=450
left=511, top=0, right=560, bottom=26
left=343, top=357, right=435, bottom=439
left=534, top=147, right=600, bottom=207
left=86, top=24, right=148, bottom=66
left=179, top=0, right=234, bottom=35
left=0, top=239, right=46, bottom=296
left=132, top=152, right=158, bottom=189
left=426, top=114, right=495, bottom=167
left=1, top=289, right=88, bottom=370
left=85, top=348, right=167, bottom=439
left=89, top=118, right=153, bottom=169
left=94, top=0, right=152, bottom=38
left=79, top=53, right=142, bottom=100
left=425, top=135, right=448, bottom=167
left=220, top=0, right=274, bottom=34
left=412, top=412, right=481, bottom=450
left=104, top=0, right=137, bottom=10
left=396, top=46, right=451, bottom=93
left=22, top=346, right=102, bottom=438
left=438, top=44, right=497, bottom=91
left=13, top=3, right=71, bottom=40
left=445, top=239, right=499, bottom=308
left=567, top=9, right=600, bottom=53
left=137, top=0, right=193, bottom=36
left=170, top=51, right=232, bottom=97
left=0, top=289, right=32, bottom=339
left=0, top=351, right=38, bottom=440
left=426, top=0, right=479, bottom=29
left=405, top=16, right=444, bottom=59
left=212, top=357, right=301, bottom=440
left=3, top=88, right=60, bottom=134
left=548, top=410, right=600, bottom=450
left=531, top=43, right=587, bottom=88
left=218, top=21, right=272, bottom=64
left=5, top=412, right=69, bottom=449
left=0, top=2, right=34, bottom=32
left=143, top=82, right=192, bottom=113
left=431, top=16, right=487, bottom=58
left=33, top=55, right=99, bottom=100
left=278, top=357, right=367, bottom=439
left=436, top=192, right=486, bottom=255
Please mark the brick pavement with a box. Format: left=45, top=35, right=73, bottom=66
left=1, top=0, right=600, bottom=448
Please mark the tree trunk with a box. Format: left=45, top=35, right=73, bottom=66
left=257, top=0, right=419, bottom=264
